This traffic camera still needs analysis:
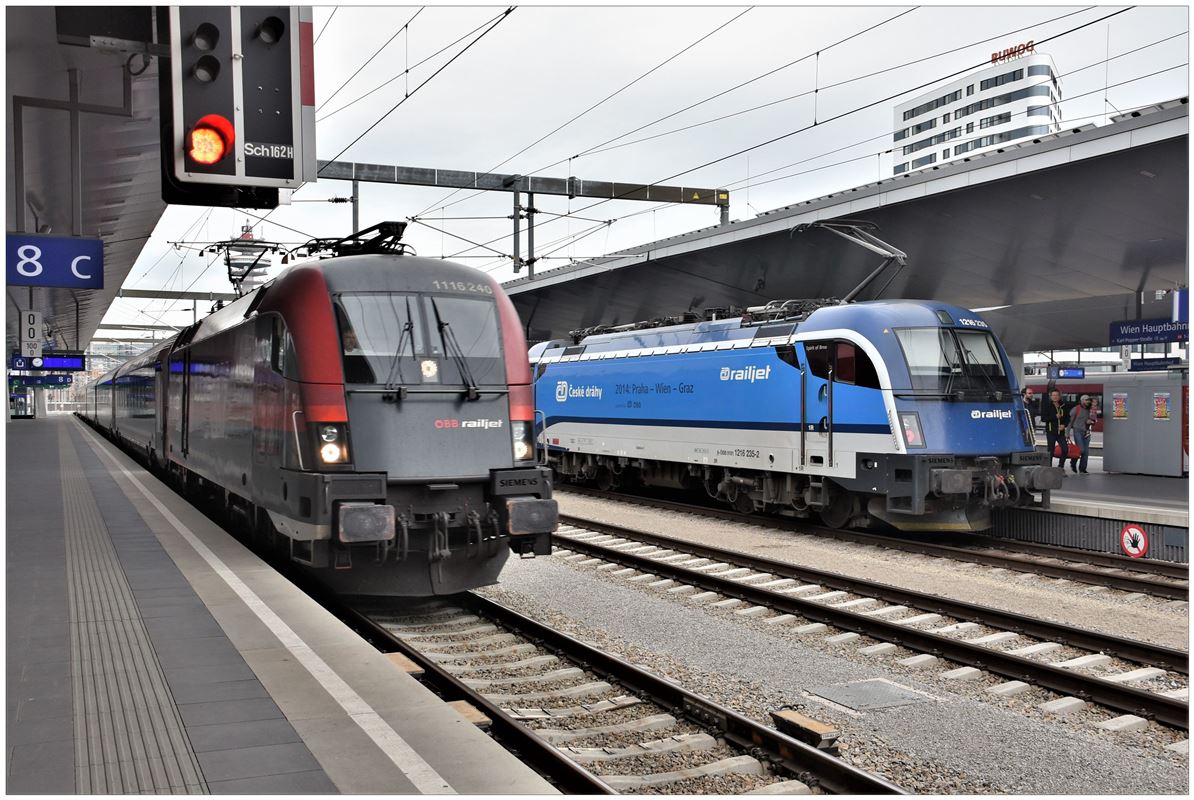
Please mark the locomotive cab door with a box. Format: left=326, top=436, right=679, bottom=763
left=801, top=341, right=833, bottom=473
left=800, top=340, right=863, bottom=481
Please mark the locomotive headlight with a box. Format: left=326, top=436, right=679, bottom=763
left=900, top=412, right=926, bottom=449
left=512, top=420, right=535, bottom=463
left=317, top=423, right=349, bottom=464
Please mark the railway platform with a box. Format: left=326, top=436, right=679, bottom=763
left=6, top=414, right=556, bottom=795
left=991, top=451, right=1188, bottom=562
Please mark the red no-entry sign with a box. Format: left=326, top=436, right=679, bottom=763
left=1120, top=524, right=1149, bottom=558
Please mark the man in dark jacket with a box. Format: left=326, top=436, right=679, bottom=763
left=1068, top=394, right=1097, bottom=474
left=1043, top=389, right=1069, bottom=468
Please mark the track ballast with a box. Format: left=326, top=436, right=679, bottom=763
left=343, top=594, right=905, bottom=795
left=554, top=515, right=1190, bottom=731
left=559, top=486, right=1189, bottom=600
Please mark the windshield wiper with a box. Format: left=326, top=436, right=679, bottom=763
left=936, top=332, right=963, bottom=399
left=429, top=297, right=481, bottom=401
left=383, top=296, right=417, bottom=395
left=957, top=339, right=1003, bottom=400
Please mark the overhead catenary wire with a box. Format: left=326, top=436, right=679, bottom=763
left=319, top=8, right=515, bottom=174
left=566, top=7, right=1138, bottom=218
left=570, top=6, right=923, bottom=162
left=659, top=63, right=1187, bottom=214
left=729, top=60, right=1189, bottom=194
left=316, top=9, right=512, bottom=124
left=470, top=220, right=615, bottom=272
left=246, top=8, right=516, bottom=245
left=406, top=217, right=511, bottom=259
left=464, top=58, right=1186, bottom=278
left=492, top=61, right=1183, bottom=270
left=391, top=6, right=1098, bottom=255
left=435, top=6, right=1138, bottom=263
left=128, top=207, right=213, bottom=286
left=137, top=7, right=1165, bottom=312
left=576, top=8, right=1132, bottom=160
left=411, top=6, right=757, bottom=220
left=313, top=8, right=338, bottom=46
left=256, top=7, right=1097, bottom=275
left=315, top=7, right=425, bottom=113
left=433, top=4, right=1097, bottom=242
left=415, top=6, right=917, bottom=221
left=633, top=37, right=1192, bottom=203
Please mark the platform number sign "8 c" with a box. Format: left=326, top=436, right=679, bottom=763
left=6, top=234, right=104, bottom=289
left=15, top=245, right=93, bottom=281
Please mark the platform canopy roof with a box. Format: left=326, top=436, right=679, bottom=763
left=505, top=101, right=1189, bottom=352
left=5, top=6, right=166, bottom=356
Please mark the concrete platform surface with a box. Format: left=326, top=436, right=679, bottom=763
left=6, top=415, right=556, bottom=795
left=1032, top=451, right=1188, bottom=527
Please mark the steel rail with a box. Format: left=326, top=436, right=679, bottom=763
left=555, top=518, right=1190, bottom=730
left=461, top=593, right=907, bottom=795
left=559, top=514, right=1189, bottom=674
left=341, top=603, right=616, bottom=794
left=559, top=487, right=1188, bottom=599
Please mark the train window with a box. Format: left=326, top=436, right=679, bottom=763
left=954, top=330, right=1006, bottom=378
left=805, top=341, right=881, bottom=388
left=895, top=328, right=1011, bottom=395
left=895, top=328, right=958, bottom=391
left=835, top=342, right=882, bottom=389
left=424, top=295, right=505, bottom=385
left=337, top=293, right=428, bottom=384
left=835, top=342, right=857, bottom=383
left=269, top=316, right=286, bottom=374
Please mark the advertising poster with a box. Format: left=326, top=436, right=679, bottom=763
left=1153, top=392, right=1171, bottom=421
left=1112, top=392, right=1128, bottom=420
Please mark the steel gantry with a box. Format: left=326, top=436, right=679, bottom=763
left=316, top=159, right=730, bottom=277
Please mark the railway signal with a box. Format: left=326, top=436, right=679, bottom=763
left=159, top=6, right=316, bottom=208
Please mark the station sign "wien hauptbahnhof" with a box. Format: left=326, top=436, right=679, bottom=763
left=1109, top=319, right=1189, bottom=346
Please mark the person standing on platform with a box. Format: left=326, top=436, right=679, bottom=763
left=1069, top=394, right=1097, bottom=474
left=1043, top=389, right=1069, bottom=469
left=1021, top=387, right=1039, bottom=427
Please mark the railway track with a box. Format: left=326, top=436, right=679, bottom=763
left=342, top=594, right=905, bottom=795
left=553, top=515, right=1190, bottom=731
left=559, top=486, right=1189, bottom=600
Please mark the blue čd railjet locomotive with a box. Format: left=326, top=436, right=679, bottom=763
left=531, top=298, right=1063, bottom=531
left=83, top=223, right=556, bottom=596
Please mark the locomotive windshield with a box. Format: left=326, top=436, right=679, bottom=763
left=336, top=292, right=504, bottom=386
left=894, top=327, right=1011, bottom=397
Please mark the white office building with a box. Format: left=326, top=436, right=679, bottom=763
left=893, top=51, right=1062, bottom=175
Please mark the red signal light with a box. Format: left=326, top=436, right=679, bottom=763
left=187, top=114, right=234, bottom=165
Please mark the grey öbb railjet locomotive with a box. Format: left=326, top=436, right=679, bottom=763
left=83, top=226, right=557, bottom=595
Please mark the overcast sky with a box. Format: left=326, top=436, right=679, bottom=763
left=104, top=3, right=1189, bottom=336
